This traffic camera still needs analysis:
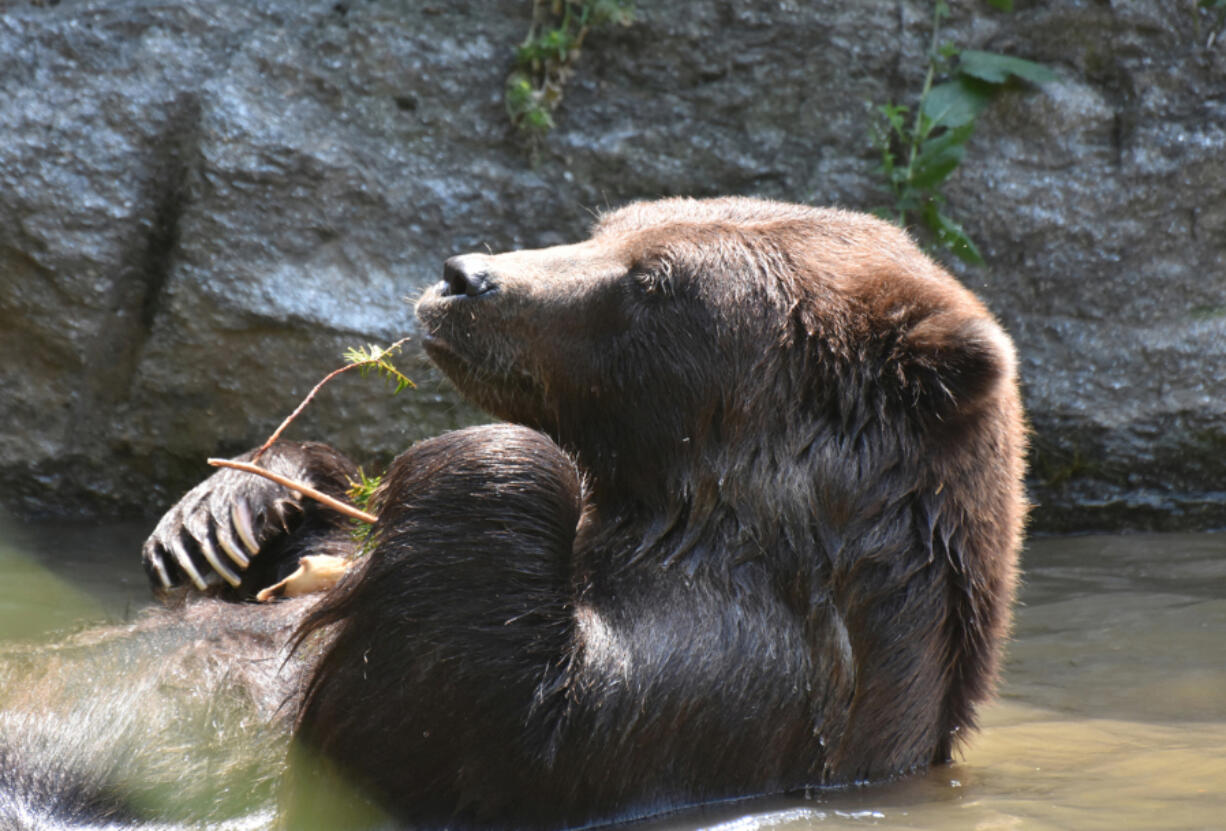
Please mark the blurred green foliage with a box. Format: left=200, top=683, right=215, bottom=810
left=869, top=1, right=1055, bottom=265
left=506, top=0, right=635, bottom=138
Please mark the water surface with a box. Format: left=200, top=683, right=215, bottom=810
left=649, top=534, right=1226, bottom=831
left=0, top=521, right=1222, bottom=830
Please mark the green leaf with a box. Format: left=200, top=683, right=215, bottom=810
left=985, top=0, right=1013, bottom=10
left=504, top=74, right=535, bottom=113
left=910, top=150, right=961, bottom=192
left=958, top=50, right=1057, bottom=86
left=911, top=123, right=974, bottom=190
left=879, top=102, right=909, bottom=136
left=921, top=202, right=984, bottom=265
left=922, top=78, right=993, bottom=128
left=871, top=206, right=903, bottom=225
left=516, top=27, right=576, bottom=65
left=521, top=106, right=554, bottom=131
left=344, top=342, right=415, bottom=394
left=346, top=468, right=384, bottom=513
left=873, top=147, right=897, bottom=180
left=894, top=190, right=922, bottom=215
left=589, top=0, right=636, bottom=26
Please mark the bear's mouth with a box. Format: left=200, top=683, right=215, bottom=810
left=420, top=332, right=471, bottom=378
left=416, top=278, right=554, bottom=426
left=419, top=326, right=545, bottom=426
left=418, top=289, right=482, bottom=367
left=416, top=286, right=475, bottom=364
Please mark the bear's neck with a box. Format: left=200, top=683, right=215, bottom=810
left=573, top=442, right=807, bottom=577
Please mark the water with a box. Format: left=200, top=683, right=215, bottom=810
left=0, top=521, right=1223, bottom=830
left=652, top=534, right=1226, bottom=831
left=0, top=518, right=151, bottom=639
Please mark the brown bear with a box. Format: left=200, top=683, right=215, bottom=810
left=138, top=197, right=1026, bottom=829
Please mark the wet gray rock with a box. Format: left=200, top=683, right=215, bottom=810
left=945, top=3, right=1226, bottom=530
left=0, top=0, right=1222, bottom=531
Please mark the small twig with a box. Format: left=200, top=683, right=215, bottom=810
left=208, top=458, right=378, bottom=524
left=251, top=336, right=412, bottom=463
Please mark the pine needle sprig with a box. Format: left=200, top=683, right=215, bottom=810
left=251, top=337, right=413, bottom=464
left=343, top=342, right=416, bottom=395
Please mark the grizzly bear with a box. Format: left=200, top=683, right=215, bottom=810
left=138, top=196, right=1027, bottom=829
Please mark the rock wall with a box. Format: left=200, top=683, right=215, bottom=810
left=0, top=0, right=1222, bottom=531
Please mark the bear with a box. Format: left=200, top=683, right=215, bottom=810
left=140, top=440, right=362, bottom=598
left=134, top=196, right=1027, bottom=829
left=0, top=594, right=317, bottom=827
left=0, top=431, right=566, bottom=830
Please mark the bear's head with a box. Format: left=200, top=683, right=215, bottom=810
left=416, top=197, right=1018, bottom=521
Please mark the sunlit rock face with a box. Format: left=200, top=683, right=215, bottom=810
left=0, top=0, right=1222, bottom=530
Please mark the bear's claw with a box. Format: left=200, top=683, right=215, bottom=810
left=168, top=534, right=211, bottom=591
left=196, top=533, right=243, bottom=588
left=141, top=453, right=310, bottom=594
left=232, top=501, right=261, bottom=555
left=215, top=523, right=250, bottom=569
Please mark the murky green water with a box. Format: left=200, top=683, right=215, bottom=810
left=0, top=520, right=1223, bottom=830
left=0, top=518, right=151, bottom=638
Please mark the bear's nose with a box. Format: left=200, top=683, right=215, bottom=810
left=442, top=255, right=494, bottom=298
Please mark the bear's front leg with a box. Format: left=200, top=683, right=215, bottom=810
left=283, top=424, right=582, bottom=829
left=141, top=441, right=360, bottom=599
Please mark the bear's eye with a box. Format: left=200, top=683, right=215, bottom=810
left=630, top=263, right=675, bottom=299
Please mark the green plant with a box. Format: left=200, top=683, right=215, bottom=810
left=343, top=342, right=415, bottom=395
left=869, top=0, right=1055, bottom=265
left=251, top=337, right=413, bottom=464
left=212, top=337, right=414, bottom=527
left=346, top=467, right=385, bottom=554
left=346, top=467, right=384, bottom=512
left=505, top=0, right=635, bottom=137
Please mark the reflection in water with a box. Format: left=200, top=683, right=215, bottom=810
left=0, top=522, right=1223, bottom=830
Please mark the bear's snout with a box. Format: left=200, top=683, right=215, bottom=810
left=442, top=255, right=495, bottom=298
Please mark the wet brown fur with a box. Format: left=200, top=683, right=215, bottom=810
left=288, top=197, right=1027, bottom=828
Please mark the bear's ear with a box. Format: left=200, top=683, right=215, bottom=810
left=896, top=313, right=1014, bottom=422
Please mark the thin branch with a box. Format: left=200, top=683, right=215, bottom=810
left=208, top=458, right=377, bottom=524
left=251, top=336, right=412, bottom=463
